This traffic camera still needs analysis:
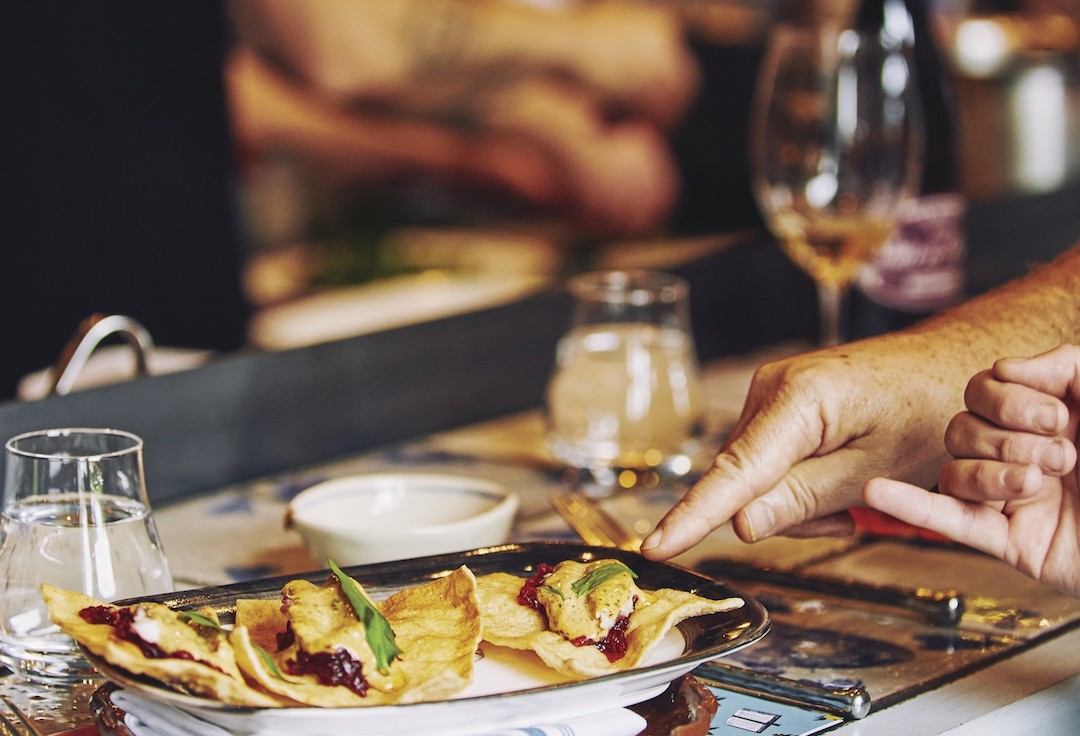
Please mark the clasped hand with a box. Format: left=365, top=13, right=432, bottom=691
left=865, top=345, right=1080, bottom=597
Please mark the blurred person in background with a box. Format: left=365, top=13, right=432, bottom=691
left=0, top=0, right=703, bottom=401
left=228, top=0, right=701, bottom=239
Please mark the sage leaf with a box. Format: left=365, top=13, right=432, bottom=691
left=328, top=559, right=403, bottom=674
left=571, top=562, right=638, bottom=597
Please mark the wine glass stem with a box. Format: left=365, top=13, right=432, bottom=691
left=817, top=281, right=845, bottom=347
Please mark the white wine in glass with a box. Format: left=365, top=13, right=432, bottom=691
left=751, top=24, right=924, bottom=346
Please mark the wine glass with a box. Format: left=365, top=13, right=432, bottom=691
left=750, top=23, right=924, bottom=346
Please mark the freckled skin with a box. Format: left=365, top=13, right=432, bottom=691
left=644, top=245, right=1080, bottom=558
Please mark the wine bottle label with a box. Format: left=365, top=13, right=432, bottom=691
left=857, top=192, right=966, bottom=312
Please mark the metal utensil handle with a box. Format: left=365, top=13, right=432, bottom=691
left=550, top=492, right=642, bottom=551
left=698, top=558, right=965, bottom=627
left=48, top=314, right=155, bottom=396
left=695, top=661, right=872, bottom=720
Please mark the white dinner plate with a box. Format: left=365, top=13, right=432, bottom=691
left=85, top=542, right=769, bottom=735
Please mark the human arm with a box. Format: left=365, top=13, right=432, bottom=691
left=226, top=45, right=679, bottom=236
left=227, top=0, right=691, bottom=235
left=642, top=242, right=1080, bottom=559
left=226, top=48, right=563, bottom=205
left=228, top=0, right=697, bottom=127
left=864, top=345, right=1080, bottom=597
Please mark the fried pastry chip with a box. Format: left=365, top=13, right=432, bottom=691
left=41, top=584, right=283, bottom=707
left=476, top=569, right=743, bottom=678
left=232, top=565, right=481, bottom=707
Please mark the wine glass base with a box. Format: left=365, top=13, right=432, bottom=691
left=560, top=462, right=694, bottom=500
left=0, top=644, right=100, bottom=685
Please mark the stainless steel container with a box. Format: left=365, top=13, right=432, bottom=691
left=947, top=11, right=1080, bottom=199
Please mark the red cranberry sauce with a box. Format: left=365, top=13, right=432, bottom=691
left=517, top=563, right=555, bottom=611
left=79, top=605, right=205, bottom=665
left=286, top=647, right=369, bottom=697
left=573, top=611, right=632, bottom=663
left=276, top=622, right=296, bottom=652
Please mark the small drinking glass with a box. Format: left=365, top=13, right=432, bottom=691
left=0, top=428, right=174, bottom=683
left=544, top=271, right=705, bottom=497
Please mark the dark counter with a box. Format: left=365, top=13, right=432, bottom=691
left=0, top=181, right=1075, bottom=506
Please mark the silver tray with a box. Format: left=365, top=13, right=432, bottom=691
left=85, top=542, right=769, bottom=736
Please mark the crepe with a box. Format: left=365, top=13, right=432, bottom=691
left=231, top=565, right=481, bottom=706
left=476, top=563, right=743, bottom=678
left=41, top=584, right=283, bottom=707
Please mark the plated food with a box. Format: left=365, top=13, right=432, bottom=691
left=42, top=544, right=764, bottom=722
left=42, top=585, right=280, bottom=708
left=45, top=562, right=482, bottom=708
left=477, top=559, right=743, bottom=677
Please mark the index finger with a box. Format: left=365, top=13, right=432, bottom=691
left=641, top=400, right=823, bottom=559
left=862, top=477, right=1009, bottom=559
left=993, top=345, right=1080, bottom=402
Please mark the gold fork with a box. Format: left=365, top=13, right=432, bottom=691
left=0, top=696, right=41, bottom=736
left=549, top=492, right=642, bottom=551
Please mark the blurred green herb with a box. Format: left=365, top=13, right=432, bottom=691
left=180, top=610, right=284, bottom=680
left=256, top=646, right=286, bottom=679
left=179, top=610, right=222, bottom=630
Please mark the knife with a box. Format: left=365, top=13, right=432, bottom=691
left=696, top=557, right=964, bottom=627
left=695, top=661, right=872, bottom=720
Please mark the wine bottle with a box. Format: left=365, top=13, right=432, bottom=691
left=850, top=0, right=968, bottom=337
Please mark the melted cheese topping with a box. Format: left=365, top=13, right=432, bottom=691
left=126, top=603, right=233, bottom=672
left=131, top=607, right=162, bottom=644
left=534, top=560, right=649, bottom=642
